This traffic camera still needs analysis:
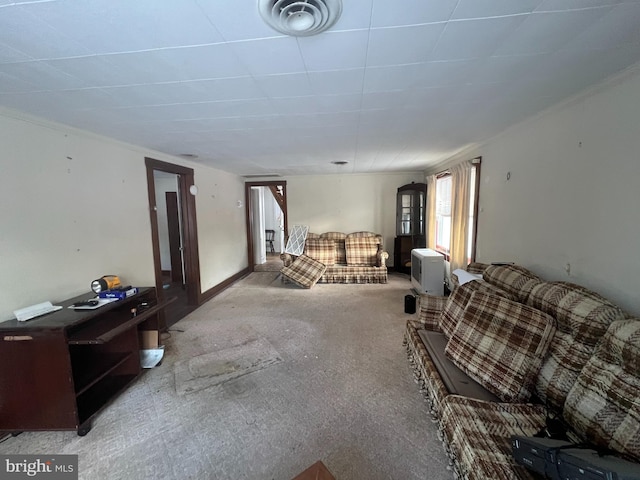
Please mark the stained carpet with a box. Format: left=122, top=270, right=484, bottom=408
left=0, top=272, right=451, bottom=480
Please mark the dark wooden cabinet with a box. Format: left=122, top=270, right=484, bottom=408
left=0, top=287, right=167, bottom=435
left=394, top=183, right=427, bottom=274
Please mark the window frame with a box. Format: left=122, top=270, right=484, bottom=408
left=432, top=159, right=481, bottom=264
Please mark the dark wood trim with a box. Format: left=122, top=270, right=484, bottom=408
left=145, top=158, right=201, bottom=330
left=198, top=267, right=251, bottom=304
left=244, top=181, right=288, bottom=272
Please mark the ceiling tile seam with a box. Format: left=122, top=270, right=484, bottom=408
left=120, top=107, right=390, bottom=124
left=350, top=0, right=376, bottom=170
left=0, top=39, right=269, bottom=66
left=10, top=75, right=260, bottom=95
left=533, top=4, right=621, bottom=14
left=0, top=0, right=57, bottom=8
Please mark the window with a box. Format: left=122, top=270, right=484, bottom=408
left=433, top=163, right=479, bottom=265
left=435, top=174, right=452, bottom=254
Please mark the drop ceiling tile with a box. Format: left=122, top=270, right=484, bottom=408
left=332, top=0, right=374, bottom=30
left=255, top=72, right=313, bottom=98
left=494, top=8, right=611, bottom=56
left=0, top=88, right=116, bottom=116
left=366, top=24, right=445, bottom=67
left=364, top=60, right=480, bottom=93
left=363, top=64, right=422, bottom=92
left=0, top=6, right=90, bottom=59
left=315, top=93, right=363, bottom=113
left=297, top=30, right=369, bottom=71
left=95, top=51, right=184, bottom=85
left=0, top=42, right=32, bottom=63
left=104, top=77, right=265, bottom=106
left=46, top=56, right=131, bottom=89
left=156, top=44, right=250, bottom=80
left=471, top=55, right=545, bottom=85
left=361, top=91, right=407, bottom=109
left=270, top=96, right=320, bottom=115
left=0, top=61, right=87, bottom=90
left=231, top=37, right=306, bottom=75
left=308, top=69, right=365, bottom=95
left=25, top=0, right=224, bottom=54
left=431, top=15, right=527, bottom=61
left=121, top=99, right=275, bottom=122
left=451, top=0, right=542, bottom=19
left=0, top=71, right=38, bottom=93
left=562, top=3, right=640, bottom=52
left=196, top=0, right=281, bottom=41
left=370, top=0, right=458, bottom=27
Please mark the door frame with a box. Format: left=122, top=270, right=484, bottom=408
left=245, top=181, right=288, bottom=272
left=146, top=158, right=201, bottom=319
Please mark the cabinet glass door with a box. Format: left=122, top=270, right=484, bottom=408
left=396, top=183, right=426, bottom=237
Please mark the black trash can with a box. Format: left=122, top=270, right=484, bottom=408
left=404, top=294, right=416, bottom=314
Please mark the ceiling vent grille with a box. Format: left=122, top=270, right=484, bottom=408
left=258, top=0, right=342, bottom=37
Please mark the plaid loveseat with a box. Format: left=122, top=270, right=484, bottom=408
left=280, top=231, right=388, bottom=284
left=404, top=264, right=639, bottom=479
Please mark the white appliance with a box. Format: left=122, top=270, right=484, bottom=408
left=411, top=248, right=444, bottom=295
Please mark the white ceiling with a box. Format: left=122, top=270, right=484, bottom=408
left=1, top=0, right=640, bottom=176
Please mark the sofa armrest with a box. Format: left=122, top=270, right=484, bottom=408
left=418, top=294, right=447, bottom=332
left=466, top=262, right=490, bottom=275
left=377, top=250, right=389, bottom=267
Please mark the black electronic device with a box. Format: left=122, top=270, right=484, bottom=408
left=512, top=435, right=640, bottom=480
left=512, top=435, right=569, bottom=479
left=404, top=294, right=416, bottom=314
left=71, top=300, right=99, bottom=308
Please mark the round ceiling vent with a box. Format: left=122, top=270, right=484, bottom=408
left=258, top=0, right=343, bottom=37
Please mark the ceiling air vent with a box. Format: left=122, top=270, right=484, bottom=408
left=258, top=0, right=342, bottom=37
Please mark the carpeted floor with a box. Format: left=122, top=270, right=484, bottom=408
left=0, top=272, right=451, bottom=480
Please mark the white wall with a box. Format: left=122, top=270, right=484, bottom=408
left=0, top=109, right=247, bottom=321
left=283, top=172, right=424, bottom=265
left=438, top=65, right=640, bottom=315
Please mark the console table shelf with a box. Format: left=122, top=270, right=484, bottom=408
left=0, top=287, right=168, bottom=435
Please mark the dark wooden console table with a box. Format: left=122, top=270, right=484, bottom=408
left=0, top=287, right=170, bottom=436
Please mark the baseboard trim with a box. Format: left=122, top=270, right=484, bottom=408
left=198, top=267, right=252, bottom=304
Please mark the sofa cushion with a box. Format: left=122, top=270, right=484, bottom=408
left=304, top=238, right=336, bottom=266
left=445, top=291, right=556, bottom=402
left=440, top=282, right=516, bottom=338
left=527, top=281, right=626, bottom=412
left=483, top=264, right=543, bottom=303
left=319, top=232, right=347, bottom=264
left=563, top=319, right=640, bottom=463
left=280, top=254, right=326, bottom=289
left=345, top=236, right=380, bottom=266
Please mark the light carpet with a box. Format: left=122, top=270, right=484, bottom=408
left=174, top=337, right=282, bottom=396
left=0, top=272, right=451, bottom=480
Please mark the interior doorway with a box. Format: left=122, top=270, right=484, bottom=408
left=245, top=181, right=287, bottom=272
left=145, top=158, right=201, bottom=329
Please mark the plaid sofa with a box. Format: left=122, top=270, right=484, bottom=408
left=404, top=263, right=639, bottom=479
left=280, top=231, right=388, bottom=284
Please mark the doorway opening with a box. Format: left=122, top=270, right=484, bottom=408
left=146, top=158, right=201, bottom=329
left=245, top=181, right=287, bottom=272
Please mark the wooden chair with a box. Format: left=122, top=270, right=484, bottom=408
left=265, top=229, right=275, bottom=253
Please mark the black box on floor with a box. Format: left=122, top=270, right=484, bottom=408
left=404, top=294, right=416, bottom=314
